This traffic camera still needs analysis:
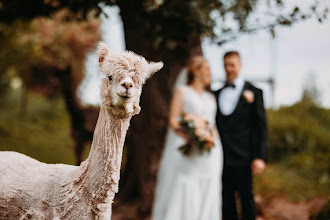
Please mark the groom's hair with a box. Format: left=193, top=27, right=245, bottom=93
left=224, top=51, right=240, bottom=59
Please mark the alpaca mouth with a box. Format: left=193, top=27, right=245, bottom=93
left=118, top=94, right=133, bottom=100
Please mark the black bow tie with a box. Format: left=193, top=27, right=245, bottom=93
left=224, top=82, right=235, bottom=88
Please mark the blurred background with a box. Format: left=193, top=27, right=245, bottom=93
left=0, top=0, right=329, bottom=219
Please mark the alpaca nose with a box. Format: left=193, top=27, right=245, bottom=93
left=121, top=81, right=133, bottom=89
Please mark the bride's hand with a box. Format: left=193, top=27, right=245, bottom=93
left=173, top=126, right=192, bottom=143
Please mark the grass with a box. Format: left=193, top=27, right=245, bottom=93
left=254, top=162, right=329, bottom=202
left=0, top=90, right=76, bottom=164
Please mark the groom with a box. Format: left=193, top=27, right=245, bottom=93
left=214, top=51, right=268, bottom=220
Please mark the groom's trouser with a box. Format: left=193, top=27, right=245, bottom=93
left=222, top=166, right=256, bottom=220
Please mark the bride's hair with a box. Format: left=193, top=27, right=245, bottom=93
left=187, top=55, right=207, bottom=85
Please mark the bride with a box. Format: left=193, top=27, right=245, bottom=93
left=152, top=56, right=223, bottom=220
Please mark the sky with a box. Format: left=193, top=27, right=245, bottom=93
left=80, top=4, right=330, bottom=109
left=203, top=18, right=330, bottom=108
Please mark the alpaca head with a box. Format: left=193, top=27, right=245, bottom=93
left=97, top=42, right=163, bottom=118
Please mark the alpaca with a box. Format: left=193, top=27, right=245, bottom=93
left=0, top=42, right=163, bottom=220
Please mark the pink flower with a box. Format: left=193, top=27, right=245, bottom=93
left=243, top=90, right=254, bottom=103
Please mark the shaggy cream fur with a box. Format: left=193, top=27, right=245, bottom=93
left=0, top=42, right=163, bottom=220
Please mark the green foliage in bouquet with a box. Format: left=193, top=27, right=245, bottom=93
left=177, top=115, right=213, bottom=156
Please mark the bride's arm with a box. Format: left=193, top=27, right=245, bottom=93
left=168, top=89, right=190, bottom=141
left=169, top=88, right=183, bottom=131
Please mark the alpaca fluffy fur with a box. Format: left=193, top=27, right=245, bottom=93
left=0, top=42, right=163, bottom=220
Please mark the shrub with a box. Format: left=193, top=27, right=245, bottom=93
left=267, top=99, right=330, bottom=177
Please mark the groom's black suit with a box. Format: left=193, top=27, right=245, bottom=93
left=214, top=81, right=268, bottom=220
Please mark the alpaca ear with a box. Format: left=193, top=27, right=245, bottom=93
left=97, top=42, right=110, bottom=66
left=145, top=61, right=164, bottom=79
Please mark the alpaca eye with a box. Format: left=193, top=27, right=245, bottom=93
left=108, top=75, right=113, bottom=81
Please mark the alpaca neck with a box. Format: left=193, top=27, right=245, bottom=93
left=82, top=106, right=131, bottom=203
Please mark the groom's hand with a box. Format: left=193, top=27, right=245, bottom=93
left=251, top=159, right=266, bottom=176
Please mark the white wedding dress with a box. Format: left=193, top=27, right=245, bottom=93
left=152, top=85, right=223, bottom=220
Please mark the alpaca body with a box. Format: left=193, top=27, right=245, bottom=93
left=0, top=108, right=128, bottom=220
left=0, top=157, right=109, bottom=220
left=0, top=151, right=79, bottom=219
left=0, top=42, right=163, bottom=219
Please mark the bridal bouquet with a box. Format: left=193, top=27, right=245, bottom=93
left=177, top=113, right=214, bottom=156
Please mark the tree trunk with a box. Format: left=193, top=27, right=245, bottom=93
left=115, top=2, right=203, bottom=218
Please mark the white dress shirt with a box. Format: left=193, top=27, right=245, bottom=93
left=218, top=76, right=245, bottom=116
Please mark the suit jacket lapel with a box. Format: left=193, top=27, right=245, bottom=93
left=236, top=81, right=249, bottom=108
